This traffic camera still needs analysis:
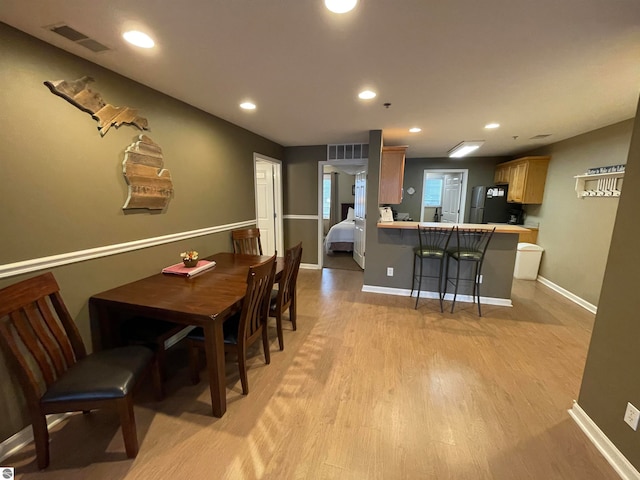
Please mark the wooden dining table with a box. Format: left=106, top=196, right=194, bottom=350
left=89, top=252, right=283, bottom=417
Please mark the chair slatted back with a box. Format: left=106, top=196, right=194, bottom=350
left=453, top=227, right=496, bottom=257
left=232, top=228, right=263, bottom=255
left=277, top=242, right=303, bottom=311
left=417, top=226, right=454, bottom=257
left=0, top=273, right=85, bottom=402
left=239, top=255, right=276, bottom=346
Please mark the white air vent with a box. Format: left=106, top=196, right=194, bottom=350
left=47, top=24, right=110, bottom=53
left=530, top=134, right=551, bottom=140
left=327, top=143, right=369, bottom=161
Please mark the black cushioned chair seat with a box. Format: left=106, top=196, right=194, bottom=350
left=41, top=346, right=153, bottom=404
left=186, top=315, right=240, bottom=345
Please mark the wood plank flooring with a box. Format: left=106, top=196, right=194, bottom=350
left=7, top=269, right=618, bottom=479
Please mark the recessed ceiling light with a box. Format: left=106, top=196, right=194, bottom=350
left=409, top=127, right=422, bottom=133
left=325, top=0, right=358, bottom=14
left=484, top=123, right=500, bottom=129
left=240, top=102, right=256, bottom=110
left=122, top=30, right=155, bottom=49
left=448, top=141, right=485, bottom=158
left=358, top=90, right=376, bottom=100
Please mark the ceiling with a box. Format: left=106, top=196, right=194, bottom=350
left=2, top=0, right=639, bottom=158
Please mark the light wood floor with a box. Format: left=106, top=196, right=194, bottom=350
left=9, top=269, right=618, bottom=479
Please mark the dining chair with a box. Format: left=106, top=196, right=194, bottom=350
left=121, top=318, right=196, bottom=396
left=444, top=227, right=496, bottom=316
left=232, top=227, right=263, bottom=255
left=0, top=272, right=159, bottom=469
left=411, top=226, right=454, bottom=311
left=187, top=254, right=276, bottom=394
left=269, top=242, right=303, bottom=350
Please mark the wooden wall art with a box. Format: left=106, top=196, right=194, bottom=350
left=44, top=76, right=148, bottom=136
left=122, top=135, right=173, bottom=210
left=45, top=76, right=174, bottom=211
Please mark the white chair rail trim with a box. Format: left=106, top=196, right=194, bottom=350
left=283, top=214, right=319, bottom=220
left=0, top=220, right=256, bottom=280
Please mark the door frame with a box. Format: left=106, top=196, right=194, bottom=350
left=317, top=159, right=367, bottom=268
left=420, top=169, right=469, bottom=223
left=254, top=153, right=284, bottom=256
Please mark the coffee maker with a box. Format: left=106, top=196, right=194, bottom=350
left=507, top=205, right=525, bottom=225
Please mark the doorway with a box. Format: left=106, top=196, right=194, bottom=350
left=420, top=169, right=468, bottom=223
left=254, top=154, right=284, bottom=256
left=317, top=160, right=367, bottom=270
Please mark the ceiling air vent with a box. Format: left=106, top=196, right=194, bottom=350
left=530, top=134, right=552, bottom=140
left=48, top=24, right=110, bottom=53
left=327, top=143, right=369, bottom=161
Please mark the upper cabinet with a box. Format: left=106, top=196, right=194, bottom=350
left=494, top=164, right=511, bottom=184
left=379, top=146, right=407, bottom=204
left=495, top=156, right=551, bottom=204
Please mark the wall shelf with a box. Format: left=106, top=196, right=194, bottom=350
left=574, top=171, right=624, bottom=198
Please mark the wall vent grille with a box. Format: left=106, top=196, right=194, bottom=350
left=48, top=24, right=110, bottom=53
left=327, top=143, right=369, bottom=161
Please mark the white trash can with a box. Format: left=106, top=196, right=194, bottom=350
left=514, top=242, right=544, bottom=280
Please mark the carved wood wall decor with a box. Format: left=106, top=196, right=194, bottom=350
left=122, top=135, right=173, bottom=210
left=44, top=76, right=149, bottom=136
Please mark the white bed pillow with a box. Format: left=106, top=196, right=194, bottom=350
left=346, top=207, right=355, bottom=221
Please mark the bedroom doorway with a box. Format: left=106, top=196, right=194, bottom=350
left=254, top=154, right=284, bottom=256
left=317, top=160, right=367, bottom=270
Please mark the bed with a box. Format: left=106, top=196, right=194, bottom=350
left=325, top=205, right=356, bottom=253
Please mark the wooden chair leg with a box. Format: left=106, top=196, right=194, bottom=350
left=188, top=342, right=200, bottom=385
left=290, top=294, right=297, bottom=331
left=262, top=326, right=271, bottom=365
left=238, top=348, right=249, bottom=395
left=31, top=411, right=50, bottom=469
left=117, top=396, right=139, bottom=458
left=151, top=355, right=165, bottom=401
left=275, top=313, right=284, bottom=351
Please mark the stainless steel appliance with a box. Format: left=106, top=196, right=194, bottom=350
left=469, top=186, right=510, bottom=224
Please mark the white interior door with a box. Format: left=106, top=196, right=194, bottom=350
left=441, top=173, right=463, bottom=223
left=353, top=170, right=367, bottom=269
left=254, top=156, right=283, bottom=256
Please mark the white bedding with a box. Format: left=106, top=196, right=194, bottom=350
left=325, top=219, right=355, bottom=252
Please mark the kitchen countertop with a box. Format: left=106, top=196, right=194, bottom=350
left=377, top=221, right=530, bottom=233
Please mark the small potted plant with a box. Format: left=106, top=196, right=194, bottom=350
left=180, top=250, right=199, bottom=268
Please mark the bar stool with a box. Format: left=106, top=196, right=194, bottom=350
left=444, top=227, right=495, bottom=316
left=411, top=225, right=454, bottom=311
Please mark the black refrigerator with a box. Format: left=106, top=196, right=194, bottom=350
left=469, top=186, right=510, bottom=224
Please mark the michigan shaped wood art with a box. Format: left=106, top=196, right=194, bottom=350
left=122, top=135, right=173, bottom=210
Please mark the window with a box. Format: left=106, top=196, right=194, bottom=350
left=322, top=173, right=331, bottom=219
left=423, top=176, right=444, bottom=207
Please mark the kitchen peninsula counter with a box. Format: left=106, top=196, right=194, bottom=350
left=377, top=221, right=530, bottom=234
left=369, top=221, right=526, bottom=306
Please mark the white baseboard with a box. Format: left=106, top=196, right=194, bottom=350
left=361, top=284, right=512, bottom=307
left=569, top=401, right=640, bottom=480
left=537, top=276, right=597, bottom=314
left=300, top=263, right=321, bottom=270
left=0, top=413, right=72, bottom=464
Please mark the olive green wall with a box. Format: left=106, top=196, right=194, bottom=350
left=282, top=145, right=326, bottom=265
left=522, top=120, right=634, bottom=306
left=0, top=24, right=283, bottom=442
left=577, top=100, right=640, bottom=470
left=400, top=156, right=510, bottom=222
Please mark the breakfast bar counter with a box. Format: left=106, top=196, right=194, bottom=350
left=377, top=221, right=531, bottom=234
left=371, top=222, right=529, bottom=306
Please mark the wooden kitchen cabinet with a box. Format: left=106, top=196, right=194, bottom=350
left=495, top=156, right=550, bottom=204
left=494, top=164, right=510, bottom=184
left=379, top=146, right=407, bottom=204
left=518, top=227, right=539, bottom=244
